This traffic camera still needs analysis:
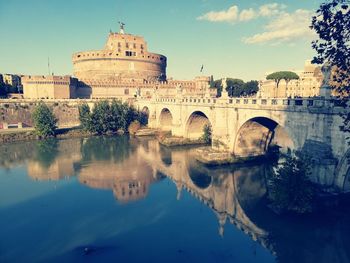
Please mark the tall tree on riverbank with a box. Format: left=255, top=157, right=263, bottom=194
left=32, top=102, right=57, bottom=138
left=78, top=100, right=148, bottom=135
left=311, top=0, right=349, bottom=93
left=78, top=103, right=91, bottom=131
left=311, top=0, right=350, bottom=134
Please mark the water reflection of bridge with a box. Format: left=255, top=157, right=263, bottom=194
left=2, top=137, right=350, bottom=262
left=137, top=138, right=272, bottom=249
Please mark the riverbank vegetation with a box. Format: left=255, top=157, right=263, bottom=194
left=32, top=102, right=57, bottom=138
left=78, top=100, right=148, bottom=135
left=267, top=152, right=316, bottom=214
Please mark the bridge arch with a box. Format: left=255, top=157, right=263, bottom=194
left=159, top=108, right=173, bottom=131
left=185, top=111, right=212, bottom=139
left=234, top=116, right=294, bottom=157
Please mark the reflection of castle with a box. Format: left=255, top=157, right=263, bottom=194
left=78, top=159, right=162, bottom=203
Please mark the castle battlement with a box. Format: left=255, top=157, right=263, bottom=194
left=72, top=26, right=167, bottom=82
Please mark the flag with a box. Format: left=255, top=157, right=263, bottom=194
left=200, top=64, right=204, bottom=73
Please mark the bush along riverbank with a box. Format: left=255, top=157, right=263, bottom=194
left=0, top=100, right=148, bottom=144
left=264, top=151, right=341, bottom=215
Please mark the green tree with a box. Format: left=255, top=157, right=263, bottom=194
left=201, top=124, right=212, bottom=144
left=89, top=100, right=111, bottom=134
left=227, top=78, right=245, bottom=97
left=32, top=102, right=57, bottom=138
left=109, top=99, right=127, bottom=131
left=79, top=100, right=148, bottom=135
left=311, top=0, right=350, bottom=135
left=268, top=152, right=316, bottom=214
left=242, top=80, right=259, bottom=96
left=311, top=0, right=349, bottom=93
left=78, top=103, right=91, bottom=131
left=266, top=71, right=299, bottom=97
left=211, top=78, right=259, bottom=97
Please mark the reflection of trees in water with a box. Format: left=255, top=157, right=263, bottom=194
left=256, top=206, right=350, bottom=263
left=33, top=139, right=59, bottom=169
left=80, top=136, right=134, bottom=163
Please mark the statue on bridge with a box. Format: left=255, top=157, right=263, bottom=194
left=320, top=63, right=332, bottom=98
left=176, top=83, right=183, bottom=97
left=221, top=77, right=229, bottom=99
left=321, top=63, right=332, bottom=88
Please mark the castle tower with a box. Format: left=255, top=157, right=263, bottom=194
left=72, top=24, right=167, bottom=82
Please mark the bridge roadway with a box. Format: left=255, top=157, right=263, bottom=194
left=135, top=93, right=350, bottom=192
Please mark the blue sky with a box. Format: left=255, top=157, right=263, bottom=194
left=0, top=0, right=323, bottom=81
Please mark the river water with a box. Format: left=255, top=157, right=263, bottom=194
left=1, top=136, right=350, bottom=263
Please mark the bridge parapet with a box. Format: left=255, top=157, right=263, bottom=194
left=138, top=96, right=344, bottom=114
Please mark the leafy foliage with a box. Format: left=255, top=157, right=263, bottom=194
left=266, top=71, right=300, bottom=89
left=34, top=139, right=59, bottom=169
left=268, top=152, right=316, bottom=214
left=311, top=0, right=350, bottom=136
left=211, top=78, right=259, bottom=97
left=202, top=124, right=212, bottom=144
left=32, top=102, right=57, bottom=138
left=78, top=103, right=91, bottom=131
left=78, top=100, right=148, bottom=135
left=311, top=0, right=350, bottom=94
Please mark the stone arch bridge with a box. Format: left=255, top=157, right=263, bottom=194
left=136, top=95, right=347, bottom=159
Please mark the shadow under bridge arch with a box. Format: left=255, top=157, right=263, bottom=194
left=185, top=111, right=212, bottom=139
left=159, top=108, right=173, bottom=131
left=234, top=117, right=294, bottom=157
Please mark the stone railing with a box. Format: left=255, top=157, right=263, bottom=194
left=139, top=96, right=345, bottom=113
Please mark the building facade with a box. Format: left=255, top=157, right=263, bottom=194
left=2, top=74, right=22, bottom=93
left=22, top=75, right=77, bottom=99
left=259, top=61, right=324, bottom=98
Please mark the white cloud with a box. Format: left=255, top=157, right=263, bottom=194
left=239, top=8, right=256, bottom=22
left=243, top=9, right=315, bottom=44
left=197, top=5, right=239, bottom=22
left=259, top=3, right=286, bottom=17
left=197, top=3, right=314, bottom=44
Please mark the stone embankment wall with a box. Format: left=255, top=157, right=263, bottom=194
left=0, top=100, right=82, bottom=128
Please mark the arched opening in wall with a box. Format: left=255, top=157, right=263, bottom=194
left=234, top=117, right=294, bottom=157
left=185, top=111, right=211, bottom=140
left=159, top=108, right=173, bottom=131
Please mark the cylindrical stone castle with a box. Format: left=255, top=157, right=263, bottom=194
left=72, top=24, right=167, bottom=82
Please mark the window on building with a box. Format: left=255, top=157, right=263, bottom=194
left=124, top=89, right=129, bottom=95
left=126, top=43, right=129, bottom=48
left=133, top=43, right=136, bottom=48
left=125, top=51, right=136, bottom=57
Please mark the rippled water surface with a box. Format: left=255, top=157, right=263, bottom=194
left=1, top=136, right=350, bottom=263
